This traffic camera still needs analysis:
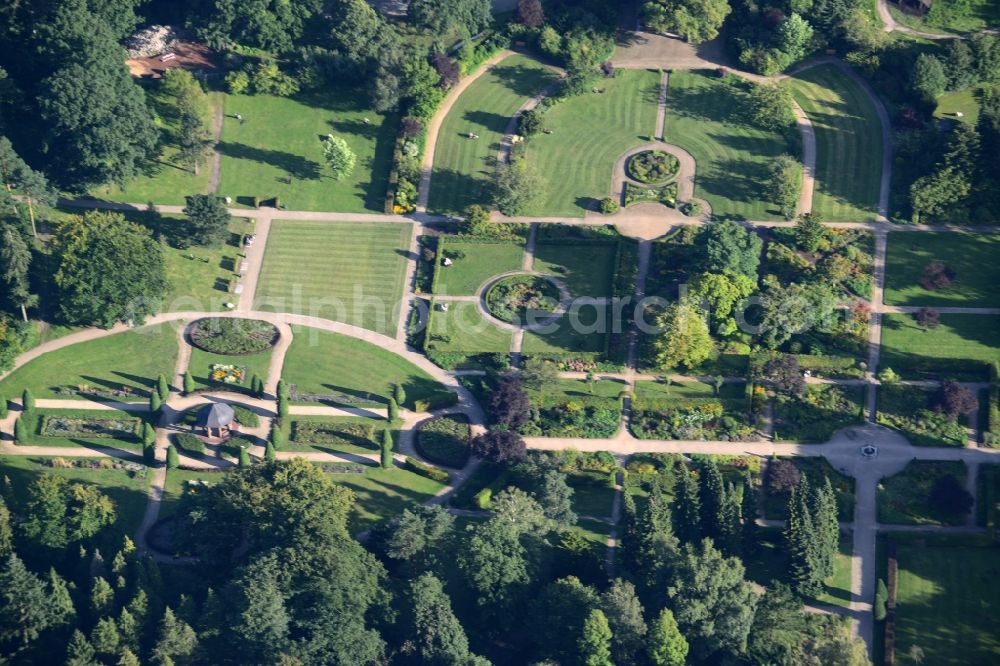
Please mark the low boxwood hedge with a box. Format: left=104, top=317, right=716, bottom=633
left=172, top=432, right=206, bottom=457
left=416, top=415, right=470, bottom=468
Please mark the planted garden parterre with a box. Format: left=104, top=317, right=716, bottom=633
left=17, top=408, right=153, bottom=449
left=254, top=220, right=411, bottom=334
left=429, top=54, right=559, bottom=215
left=877, top=384, right=970, bottom=447
left=789, top=64, right=883, bottom=221
left=522, top=69, right=661, bottom=216
left=878, top=460, right=971, bottom=525
left=286, top=417, right=393, bottom=454
left=883, top=231, right=1000, bottom=307
left=0, top=324, right=179, bottom=399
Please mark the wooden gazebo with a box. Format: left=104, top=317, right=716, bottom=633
left=195, top=403, right=235, bottom=439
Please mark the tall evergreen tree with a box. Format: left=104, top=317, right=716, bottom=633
left=740, top=475, right=760, bottom=556
left=699, top=458, right=726, bottom=539
left=618, top=491, right=640, bottom=572
left=578, top=608, right=613, bottom=666
left=0, top=554, right=59, bottom=648
left=151, top=607, right=198, bottom=665
left=648, top=608, right=689, bottom=666
left=601, top=579, right=646, bottom=664
left=0, top=224, right=36, bottom=320
left=717, top=482, right=743, bottom=556
left=48, top=568, right=76, bottom=627
left=637, top=484, right=678, bottom=592
left=0, top=497, right=12, bottom=557
left=537, top=470, right=577, bottom=526
left=784, top=475, right=821, bottom=596
left=812, top=476, right=840, bottom=581
left=66, top=629, right=99, bottom=666
left=405, top=573, right=480, bottom=664
left=229, top=562, right=290, bottom=663
left=672, top=460, right=702, bottom=544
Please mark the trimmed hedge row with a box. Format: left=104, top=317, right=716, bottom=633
left=404, top=457, right=450, bottom=483
left=172, top=433, right=206, bottom=457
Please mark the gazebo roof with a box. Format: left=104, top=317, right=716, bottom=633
left=196, top=403, right=235, bottom=429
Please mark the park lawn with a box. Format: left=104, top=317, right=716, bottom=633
left=894, top=542, right=1000, bottom=665
left=524, top=70, right=661, bottom=216
left=878, top=460, right=970, bottom=526
left=533, top=242, right=618, bottom=298
left=427, top=301, right=513, bottom=353
left=744, top=528, right=853, bottom=608
left=333, top=466, right=446, bottom=532
left=0, top=323, right=179, bottom=400
left=162, top=216, right=255, bottom=312
left=880, top=313, right=1000, bottom=380
left=16, top=408, right=154, bottom=450
left=428, top=54, right=559, bottom=215
left=635, top=379, right=746, bottom=402
left=283, top=325, right=448, bottom=408
left=88, top=91, right=223, bottom=205
left=567, top=472, right=616, bottom=518
left=934, top=85, right=984, bottom=125
left=789, top=64, right=883, bottom=222
left=217, top=87, right=396, bottom=212
left=254, top=220, right=411, bottom=335
left=160, top=469, right=225, bottom=520
left=664, top=71, right=796, bottom=221
left=286, top=417, right=392, bottom=454
left=542, top=377, right=628, bottom=402
left=0, top=456, right=150, bottom=551
left=888, top=0, right=1000, bottom=33
left=187, top=346, right=273, bottom=393
left=435, top=239, right=526, bottom=295
left=883, top=231, right=1000, bottom=307
left=521, top=312, right=610, bottom=354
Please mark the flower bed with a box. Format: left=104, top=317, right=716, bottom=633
left=41, top=415, right=142, bottom=440
left=630, top=401, right=754, bottom=441
left=209, top=364, right=246, bottom=384
left=627, top=150, right=680, bottom=184
left=47, top=457, right=147, bottom=477
left=485, top=275, right=561, bottom=324
left=189, top=318, right=279, bottom=355
left=416, top=415, right=471, bottom=468
left=624, top=181, right=678, bottom=208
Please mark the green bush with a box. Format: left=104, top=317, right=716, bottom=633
left=474, top=487, right=493, bottom=509
left=404, top=457, right=450, bottom=483
left=172, top=432, right=206, bottom=457
left=626, top=150, right=680, bottom=184
left=231, top=405, right=260, bottom=428
left=413, top=392, right=459, bottom=412
left=189, top=318, right=279, bottom=355
left=416, top=415, right=471, bottom=468
left=166, top=444, right=180, bottom=469
left=624, top=181, right=678, bottom=208
left=0, top=395, right=7, bottom=419
left=599, top=197, right=620, bottom=215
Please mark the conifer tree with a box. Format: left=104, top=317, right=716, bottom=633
left=276, top=378, right=288, bottom=400
left=66, top=629, right=99, bottom=666
left=151, top=607, right=198, bottom=665
left=717, top=482, right=743, bottom=556
left=117, top=648, right=140, bottom=666
left=394, top=383, right=406, bottom=406
left=269, top=421, right=286, bottom=450
left=265, top=440, right=276, bottom=462
left=149, top=391, right=161, bottom=415
left=0, top=498, right=12, bottom=557
left=91, top=616, right=120, bottom=655
left=619, top=491, right=640, bottom=571
left=142, top=422, right=156, bottom=447
left=699, top=458, right=726, bottom=538
left=648, top=608, right=688, bottom=666
left=276, top=393, right=289, bottom=419
left=579, top=608, right=613, bottom=666
left=874, top=578, right=888, bottom=621
left=0, top=554, right=57, bottom=647
left=388, top=397, right=399, bottom=421
left=601, top=579, right=646, bottom=664
left=21, top=388, right=34, bottom=412
left=13, top=416, right=25, bottom=443
left=812, top=476, right=840, bottom=581
left=117, top=608, right=139, bottom=651
left=784, top=475, right=821, bottom=596
left=166, top=444, right=179, bottom=469
left=48, top=568, right=76, bottom=626
left=0, top=394, right=7, bottom=419
left=381, top=429, right=394, bottom=469
left=238, top=446, right=251, bottom=468
left=740, top=475, right=759, bottom=556
left=157, top=374, right=170, bottom=401
left=183, top=370, right=194, bottom=395
left=672, top=460, right=702, bottom=544
left=90, top=576, right=114, bottom=617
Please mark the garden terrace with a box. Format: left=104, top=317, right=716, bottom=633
left=631, top=380, right=754, bottom=441
left=877, top=461, right=971, bottom=526
left=281, top=325, right=451, bottom=409
left=286, top=417, right=393, bottom=455
left=522, top=378, right=625, bottom=438
left=879, top=313, right=1000, bottom=381
left=788, top=64, right=883, bottom=221
left=484, top=274, right=562, bottom=325
left=0, top=456, right=150, bottom=552
left=772, top=384, right=866, bottom=443
left=0, top=323, right=179, bottom=400
left=16, top=408, right=154, bottom=450
left=433, top=237, right=527, bottom=296
left=883, top=231, right=1000, bottom=307
left=626, top=150, right=680, bottom=184
left=217, top=86, right=396, bottom=213
left=876, top=384, right=970, bottom=447
left=88, top=90, right=222, bottom=205
left=428, top=54, right=559, bottom=215
left=521, top=69, right=661, bottom=217
left=892, top=536, right=1000, bottom=665
left=663, top=70, right=798, bottom=220
left=254, top=220, right=411, bottom=335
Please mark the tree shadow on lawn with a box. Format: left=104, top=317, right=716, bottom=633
left=321, top=384, right=385, bottom=406
left=667, top=78, right=747, bottom=125
left=216, top=141, right=322, bottom=181
left=428, top=168, right=494, bottom=215
left=490, top=64, right=559, bottom=98
left=699, top=157, right=766, bottom=206
left=328, top=118, right=379, bottom=140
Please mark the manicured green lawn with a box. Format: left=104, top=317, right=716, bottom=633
left=334, top=466, right=446, bottom=532
left=429, top=54, right=559, bottom=215
left=522, top=69, right=661, bottom=216
left=533, top=242, right=617, bottom=298
left=427, top=301, right=513, bottom=353
left=888, top=0, right=1000, bottom=34
left=884, top=232, right=1000, bottom=307
left=0, top=456, right=150, bottom=550
left=283, top=325, right=448, bottom=408
left=521, top=312, right=609, bottom=354
left=254, top=220, right=411, bottom=335
left=187, top=345, right=272, bottom=394
left=934, top=85, right=985, bottom=126
left=635, top=379, right=746, bottom=401
left=0, top=324, right=179, bottom=399
left=567, top=472, right=616, bottom=518
left=16, top=408, right=154, bottom=449
left=894, top=542, right=1000, bottom=665
left=789, top=64, right=883, bottom=221
left=88, top=90, right=222, bottom=205
left=160, top=468, right=225, bottom=520
left=217, top=87, right=396, bottom=212
left=878, top=461, right=970, bottom=525
left=435, top=239, right=526, bottom=295
left=880, top=313, right=1000, bottom=379
left=664, top=71, right=796, bottom=220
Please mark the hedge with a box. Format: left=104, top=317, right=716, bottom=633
left=414, top=391, right=460, bottom=412
left=404, top=457, right=450, bottom=483
left=172, top=432, right=206, bottom=457
left=231, top=404, right=260, bottom=428
left=416, top=415, right=471, bottom=468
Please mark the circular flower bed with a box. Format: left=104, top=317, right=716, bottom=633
left=485, top=275, right=561, bottom=324
left=627, top=150, right=680, bottom=184
left=189, top=317, right=279, bottom=355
